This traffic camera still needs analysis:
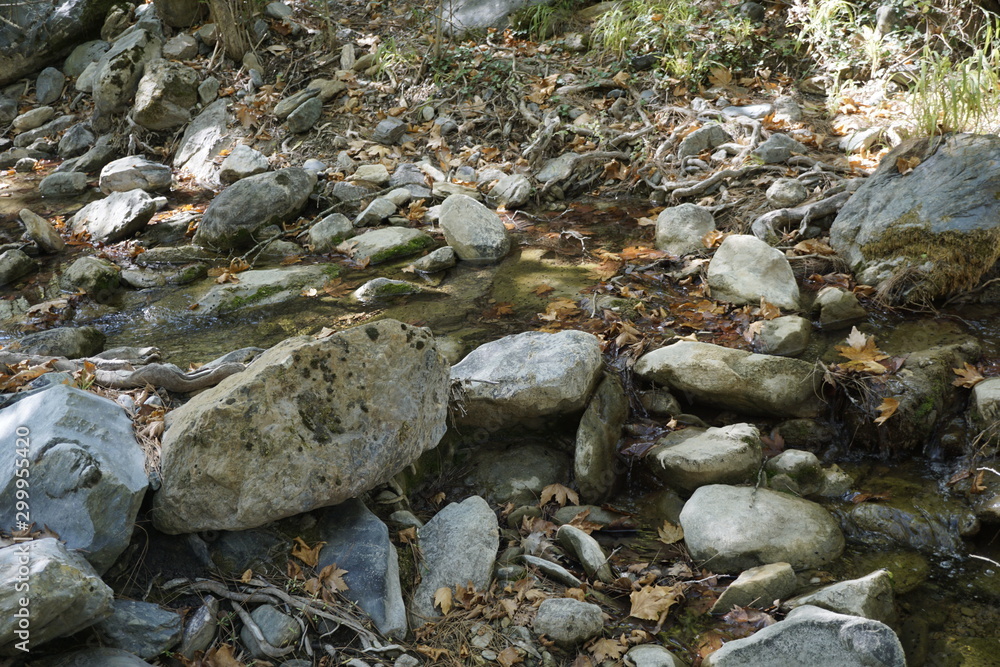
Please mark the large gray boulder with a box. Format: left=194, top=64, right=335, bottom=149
left=100, top=155, right=172, bottom=193
left=92, top=29, right=162, bottom=120
left=94, top=600, right=183, bottom=659
left=0, top=385, right=148, bottom=574
left=451, top=329, right=603, bottom=431
left=173, top=98, right=232, bottom=187
left=151, top=320, right=449, bottom=533
left=133, top=58, right=199, bottom=130
left=439, top=194, right=511, bottom=263
left=438, top=0, right=544, bottom=35
left=193, top=167, right=316, bottom=250
left=701, top=605, right=904, bottom=667
left=649, top=423, right=762, bottom=492
left=0, top=539, right=114, bottom=654
left=707, top=234, right=800, bottom=310
left=574, top=371, right=628, bottom=503
left=655, top=203, right=715, bottom=256
left=634, top=341, right=822, bottom=417
left=71, top=189, right=157, bottom=243
left=830, top=134, right=1000, bottom=304
left=783, top=570, right=895, bottom=624
left=680, top=485, right=844, bottom=573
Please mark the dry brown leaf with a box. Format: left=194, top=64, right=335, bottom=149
left=629, top=584, right=683, bottom=621
left=398, top=526, right=417, bottom=544
left=657, top=520, right=684, bottom=545
left=873, top=397, right=899, bottom=425
left=497, top=646, right=524, bottom=667
left=203, top=644, right=245, bottom=667
left=291, top=536, right=325, bottom=567
left=952, top=362, right=986, bottom=388
left=758, top=298, right=781, bottom=320
left=539, top=483, right=579, bottom=507
left=792, top=238, right=836, bottom=256
left=317, top=563, right=349, bottom=593
left=835, top=326, right=889, bottom=374
left=532, top=283, right=555, bottom=297
left=897, top=156, right=921, bottom=175
left=434, top=586, right=453, bottom=615
left=588, top=636, right=626, bottom=661
left=416, top=645, right=450, bottom=661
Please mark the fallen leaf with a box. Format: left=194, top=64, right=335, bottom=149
left=629, top=584, right=683, bottom=621
left=291, top=537, right=325, bottom=567
left=873, top=397, right=899, bottom=425
left=897, top=155, right=921, bottom=175
left=415, top=645, right=450, bottom=661
left=434, top=586, right=453, bottom=615
left=532, top=284, right=555, bottom=297
left=203, top=644, right=245, bottom=667
left=539, top=483, right=579, bottom=507
left=835, top=326, right=889, bottom=374
left=952, top=362, right=985, bottom=388
left=318, top=563, right=349, bottom=592
left=588, top=636, right=626, bottom=661
left=398, top=526, right=417, bottom=544
left=239, top=569, right=253, bottom=583
left=657, top=520, right=684, bottom=545
left=497, top=646, right=524, bottom=667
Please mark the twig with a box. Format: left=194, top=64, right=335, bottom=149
left=232, top=602, right=296, bottom=658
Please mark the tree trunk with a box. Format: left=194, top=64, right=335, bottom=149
left=207, top=0, right=251, bottom=62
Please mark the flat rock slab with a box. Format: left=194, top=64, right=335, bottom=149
left=71, top=189, right=157, bottom=243
left=192, top=265, right=333, bottom=315
left=349, top=227, right=433, bottom=264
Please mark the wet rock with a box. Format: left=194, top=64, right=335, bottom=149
left=92, top=29, right=163, bottom=120
left=350, top=227, right=433, bottom=266
left=703, top=605, right=904, bottom=666
left=711, top=562, right=798, bottom=613
left=65, top=40, right=110, bottom=78
left=410, top=496, right=498, bottom=623
left=626, top=644, right=687, bottom=667
left=309, top=213, right=355, bottom=251
left=680, top=484, right=844, bottom=573
left=707, top=234, right=800, bottom=310
left=0, top=249, right=37, bottom=285
left=94, top=600, right=183, bottom=659
left=71, top=189, right=157, bottom=243
left=763, top=449, right=824, bottom=496
left=488, top=173, right=531, bottom=208
left=100, top=156, right=172, bottom=193
left=756, top=315, right=811, bottom=357
left=59, top=123, right=97, bottom=158
left=286, top=95, right=322, bottom=133
left=19, top=208, right=66, bottom=252
left=439, top=193, right=511, bottom=263
left=194, top=168, right=315, bottom=250
left=655, top=203, right=716, bottom=256
left=12, top=106, right=56, bottom=132
left=193, top=265, right=331, bottom=315
left=352, top=277, right=426, bottom=302
left=239, top=604, right=301, bottom=658
left=410, top=246, right=457, bottom=273
left=162, top=33, right=198, bottom=59
left=635, top=341, right=822, bottom=417
left=649, top=423, right=763, bottom=493
left=219, top=144, right=269, bottom=182
left=557, top=524, right=614, bottom=583
left=173, top=98, right=231, bottom=187
left=39, top=171, right=89, bottom=198
left=464, top=444, right=570, bottom=505
left=316, top=499, right=407, bottom=638
left=971, top=377, right=1000, bottom=438
left=133, top=58, right=198, bottom=130
left=372, top=117, right=407, bottom=144
left=575, top=372, right=628, bottom=502
left=814, top=286, right=866, bottom=330
left=0, top=386, right=147, bottom=573
left=451, top=329, right=603, bottom=431
left=354, top=197, right=398, bottom=227
left=533, top=598, right=603, bottom=646
left=783, top=570, right=895, bottom=624
left=14, top=326, right=106, bottom=358
left=678, top=124, right=733, bottom=159
left=753, top=133, right=808, bottom=164
left=36, top=67, right=66, bottom=105
left=60, top=255, right=121, bottom=301
left=0, top=539, right=114, bottom=651
left=152, top=320, right=449, bottom=532
left=766, top=178, right=809, bottom=208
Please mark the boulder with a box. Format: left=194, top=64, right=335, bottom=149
left=14, top=113, right=75, bottom=148
left=830, top=134, right=1000, bottom=303
left=19, top=208, right=66, bottom=252
left=12, top=106, right=56, bottom=132
left=151, top=320, right=449, bottom=532
left=783, top=570, right=895, bottom=624
left=710, top=562, right=799, bottom=613
left=678, top=124, right=733, bottom=159
left=451, top=329, right=603, bottom=431
left=58, top=122, right=97, bottom=158
left=352, top=278, right=426, bottom=303
left=219, top=144, right=269, bottom=183
left=755, top=315, right=811, bottom=357
left=193, top=266, right=335, bottom=314
left=14, top=326, right=106, bottom=358
left=71, top=189, right=157, bottom=243
left=132, top=58, right=198, bottom=130
left=36, top=67, right=66, bottom=105
left=655, top=203, right=715, bottom=256
left=64, top=40, right=111, bottom=78
left=814, top=287, right=866, bottom=330
left=410, top=246, right=456, bottom=273
left=707, top=234, right=800, bottom=310
left=348, top=227, right=433, bottom=264
left=557, top=524, right=614, bottom=583
left=100, top=156, right=172, bottom=193
left=574, top=371, right=628, bottom=502
left=439, top=194, right=511, bottom=263
left=634, top=341, right=822, bottom=417
left=162, top=33, right=199, bottom=59
left=464, top=444, right=571, bottom=505
left=94, top=600, right=183, bottom=659
left=39, top=171, right=89, bottom=198
left=488, top=173, right=531, bottom=208
left=173, top=98, right=232, bottom=187
left=680, top=484, right=844, bottom=573
left=0, top=249, right=37, bottom=286
left=649, top=423, right=763, bottom=493
left=353, top=198, right=397, bottom=227
left=309, top=213, right=355, bottom=251
left=0, top=385, right=148, bottom=573
left=532, top=598, right=603, bottom=646
left=763, top=449, right=825, bottom=496
left=193, top=167, right=315, bottom=250
left=60, top=255, right=121, bottom=301
left=92, top=29, right=163, bottom=120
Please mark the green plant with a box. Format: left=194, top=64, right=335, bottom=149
left=510, top=0, right=577, bottom=41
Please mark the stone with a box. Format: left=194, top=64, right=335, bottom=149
left=815, top=286, right=867, bottom=330
left=100, top=155, right=172, bottom=193
left=92, top=29, right=163, bottom=119
left=634, top=341, right=822, bottom=417
left=59, top=123, right=97, bottom=158
left=372, top=117, right=407, bottom=144
left=65, top=135, right=116, bottom=174
left=701, top=605, right=905, bottom=667
left=0, top=249, right=37, bottom=286
left=451, top=329, right=603, bottom=431
left=197, top=76, right=219, bottom=105
left=655, top=203, right=716, bottom=255
left=384, top=187, right=412, bottom=207
left=72, top=189, right=157, bottom=243
left=522, top=554, right=582, bottom=588
left=756, top=315, right=811, bottom=357
left=151, top=320, right=449, bottom=533
left=64, top=40, right=111, bottom=78
left=439, top=193, right=511, bottom=263
left=649, top=423, right=763, bottom=493
left=33, top=647, right=152, bottom=666
left=766, top=178, right=809, bottom=208
left=302, top=158, right=327, bottom=174
left=678, top=124, right=733, bottom=159
left=39, top=171, right=89, bottom=198
left=194, top=168, right=315, bottom=250
left=316, top=499, right=407, bottom=638
left=265, top=1, right=292, bottom=18
left=219, top=144, right=269, bottom=183
left=773, top=95, right=802, bottom=123
left=95, top=600, right=183, bottom=659
left=532, top=598, right=603, bottom=646
left=711, top=562, right=799, bottom=613
left=391, top=162, right=428, bottom=188
left=286, top=96, right=322, bottom=133
left=273, top=88, right=320, bottom=119
left=680, top=485, right=845, bottom=573
left=784, top=570, right=895, bottom=624
left=626, top=644, right=688, bottom=667
left=764, top=449, right=824, bottom=496
left=12, top=106, right=56, bottom=132
left=410, top=496, right=499, bottom=623
left=14, top=113, right=75, bottom=148
left=352, top=277, right=426, bottom=303
left=192, top=266, right=331, bottom=315
left=638, top=388, right=682, bottom=417
left=753, top=133, right=808, bottom=163
left=972, top=378, right=1000, bottom=434
left=133, top=58, right=198, bottom=130
left=179, top=598, right=219, bottom=658
left=76, top=61, right=100, bottom=92
left=36, top=67, right=66, bottom=105
left=464, top=444, right=570, bottom=505
left=557, top=524, right=614, bottom=583
left=0, top=539, right=113, bottom=651
left=195, top=23, right=218, bottom=45
left=353, top=197, right=398, bottom=227
left=708, top=234, right=800, bottom=310
left=162, top=33, right=199, bottom=59
left=239, top=605, right=301, bottom=658
left=488, top=173, right=531, bottom=208
left=173, top=98, right=231, bottom=187
left=574, top=372, right=628, bottom=502
left=351, top=163, right=391, bottom=185
left=307, top=77, right=348, bottom=101
left=722, top=103, right=772, bottom=119
left=410, top=246, right=456, bottom=273
left=348, top=227, right=433, bottom=264
left=309, top=213, right=355, bottom=251
left=14, top=157, right=37, bottom=172
left=14, top=326, right=106, bottom=358
left=61, top=255, right=121, bottom=301
left=19, top=208, right=66, bottom=252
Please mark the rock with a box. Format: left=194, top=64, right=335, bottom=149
left=0, top=386, right=147, bottom=573
left=173, top=98, right=231, bottom=187
left=755, top=315, right=811, bottom=357
left=36, top=67, right=66, bottom=105
left=239, top=604, right=301, bottom=658
left=61, top=255, right=121, bottom=301
left=307, top=77, right=348, bottom=101
left=100, top=155, right=173, bottom=193
left=65, top=40, right=111, bottom=78
left=655, top=203, right=716, bottom=255
left=162, top=33, right=199, bottom=59
left=19, top=208, right=66, bottom=252
left=391, top=162, right=428, bottom=188
left=273, top=88, right=319, bottom=119
left=522, top=554, right=582, bottom=588
left=753, top=133, right=808, bottom=163
left=764, top=449, right=824, bottom=496
left=195, top=23, right=218, bottom=45
left=710, top=562, right=799, bottom=614
left=14, top=326, right=106, bottom=358
left=351, top=163, right=391, bottom=185
left=829, top=134, right=1000, bottom=303
left=634, top=341, right=822, bottom=417
left=155, top=0, right=201, bottom=26
left=532, top=598, right=603, bottom=646
left=286, top=95, right=323, bottom=133
left=488, top=173, right=531, bottom=208
left=352, top=277, right=426, bottom=303
left=94, top=600, right=183, bottom=659
left=34, top=647, right=152, bottom=666
left=680, top=485, right=844, bottom=573
left=650, top=423, right=763, bottom=493
left=372, top=117, right=407, bottom=144
left=784, top=570, right=895, bottom=624
left=92, top=29, right=163, bottom=120
left=353, top=197, right=398, bottom=227
left=197, top=76, right=219, bottom=104
left=14, top=113, right=75, bottom=147
left=814, top=286, right=866, bottom=330
left=839, top=127, right=883, bottom=154
left=59, top=123, right=97, bottom=158
left=557, top=524, right=614, bottom=583
left=410, top=496, right=498, bottom=623
left=194, top=168, right=315, bottom=250
left=574, top=372, right=628, bottom=502
left=766, top=178, right=809, bottom=208
left=723, top=103, right=772, bottom=120
left=678, top=124, right=733, bottom=159
left=192, top=265, right=331, bottom=315
left=348, top=227, right=433, bottom=264
left=316, top=499, right=407, bottom=638
left=0, top=539, right=113, bottom=652
left=707, top=235, right=800, bottom=310
left=439, top=193, right=511, bottom=263
left=971, top=378, right=1000, bottom=435
left=12, top=106, right=56, bottom=132
left=65, top=134, right=116, bottom=174
left=0, top=95, right=17, bottom=125
left=219, top=144, right=269, bottom=183
left=133, top=58, right=198, bottom=130
left=39, top=171, right=89, bottom=198
left=464, top=444, right=570, bottom=505
left=151, top=320, right=449, bottom=533
left=302, top=158, right=327, bottom=174
left=701, top=605, right=905, bottom=667
left=0, top=249, right=37, bottom=286
left=179, top=598, right=219, bottom=658
left=451, top=329, right=603, bottom=431
left=773, top=95, right=802, bottom=123
left=265, top=1, right=292, bottom=18
left=309, top=213, right=355, bottom=251
left=410, top=246, right=456, bottom=273
left=71, top=189, right=157, bottom=243
left=626, top=644, right=687, bottom=667
left=638, top=388, right=682, bottom=417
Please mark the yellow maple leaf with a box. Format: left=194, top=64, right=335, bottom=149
left=835, top=326, right=889, bottom=374
left=952, top=362, right=985, bottom=388
left=318, top=563, right=349, bottom=592
left=588, top=636, right=626, bottom=662
left=629, top=584, right=683, bottom=621
left=657, top=521, right=684, bottom=545
left=434, top=586, right=453, bottom=615
left=539, top=483, right=579, bottom=507
left=873, top=397, right=899, bottom=425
